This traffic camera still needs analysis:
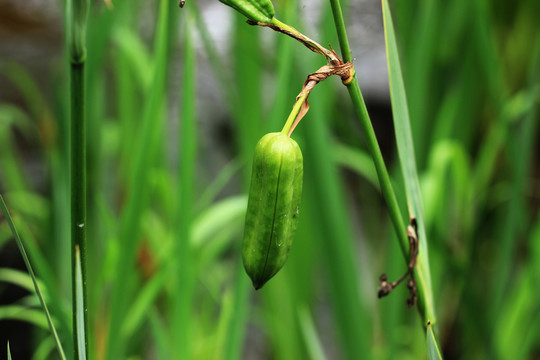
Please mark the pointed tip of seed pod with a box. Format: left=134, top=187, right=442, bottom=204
left=252, top=279, right=266, bottom=290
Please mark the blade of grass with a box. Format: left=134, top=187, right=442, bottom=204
left=298, top=306, right=327, bottom=360
left=300, top=2, right=373, bottom=358
left=192, top=195, right=247, bottom=247
left=232, top=11, right=263, bottom=182
left=149, top=308, right=169, bottom=360
left=74, top=246, right=87, bottom=360
left=212, top=290, right=234, bottom=359
left=301, top=60, right=371, bottom=358
left=403, top=0, right=439, bottom=168
left=261, top=274, right=303, bottom=360
left=112, top=27, right=152, bottom=89
left=195, top=158, right=243, bottom=213
left=122, top=270, right=166, bottom=338
left=0, top=306, right=48, bottom=329
left=0, top=63, right=51, bottom=124
left=105, top=1, right=171, bottom=358
left=171, top=8, right=197, bottom=359
left=327, top=0, right=411, bottom=280
left=427, top=321, right=443, bottom=360
left=223, top=10, right=267, bottom=359
left=33, top=337, right=56, bottom=360
left=7, top=342, right=12, bottom=360
left=1, top=195, right=72, bottom=351
left=495, top=268, right=540, bottom=359
left=472, top=0, right=510, bottom=197
left=0, top=268, right=46, bottom=294
left=0, top=194, right=67, bottom=360
left=326, top=0, right=434, bottom=352
left=223, top=264, right=249, bottom=360
left=0, top=105, right=32, bottom=192
left=265, top=0, right=296, bottom=132
left=490, top=23, right=540, bottom=319
left=381, top=0, right=436, bottom=326
left=4, top=60, right=72, bottom=321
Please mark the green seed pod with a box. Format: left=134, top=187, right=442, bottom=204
left=242, top=132, right=303, bottom=290
left=218, top=0, right=275, bottom=23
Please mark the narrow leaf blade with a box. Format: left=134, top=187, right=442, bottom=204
left=0, top=194, right=67, bottom=360
left=427, top=322, right=443, bottom=360
left=381, top=0, right=436, bottom=324
left=75, top=246, right=87, bottom=360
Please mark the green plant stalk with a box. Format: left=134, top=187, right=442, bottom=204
left=327, top=0, right=408, bottom=253
left=69, top=62, right=88, bottom=360
left=328, top=16, right=408, bottom=260
left=327, top=0, right=351, bottom=62
left=68, top=0, right=89, bottom=356
left=345, top=80, right=417, bottom=295
left=328, top=0, right=435, bottom=325
left=281, top=93, right=308, bottom=135
left=172, top=10, right=197, bottom=359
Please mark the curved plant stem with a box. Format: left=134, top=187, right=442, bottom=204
left=281, top=93, right=308, bottom=135
left=281, top=63, right=354, bottom=136
left=255, top=19, right=341, bottom=64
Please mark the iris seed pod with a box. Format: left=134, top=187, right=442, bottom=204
left=218, top=0, right=275, bottom=23
left=242, top=132, right=303, bottom=290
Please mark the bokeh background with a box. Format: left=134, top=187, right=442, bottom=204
left=0, top=0, right=539, bottom=359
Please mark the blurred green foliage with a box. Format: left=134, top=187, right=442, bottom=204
left=0, top=0, right=539, bottom=358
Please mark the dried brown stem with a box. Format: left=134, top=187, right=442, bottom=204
left=378, top=218, right=419, bottom=308
left=287, top=62, right=354, bottom=135
left=247, top=20, right=342, bottom=65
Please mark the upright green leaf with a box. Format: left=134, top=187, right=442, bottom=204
left=75, top=246, right=87, bottom=360
left=381, top=0, right=436, bottom=325
left=427, top=322, right=443, bottom=360
left=0, top=195, right=66, bottom=360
